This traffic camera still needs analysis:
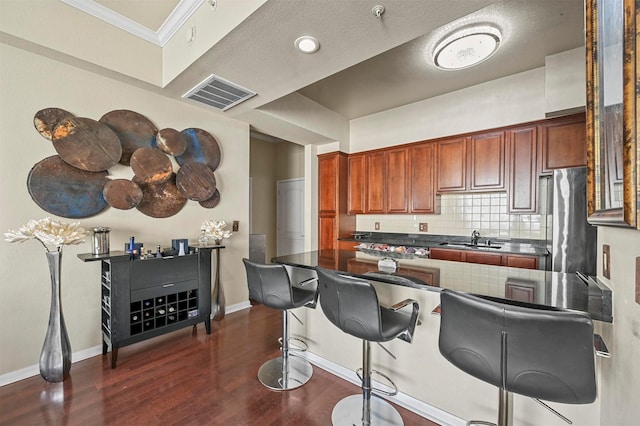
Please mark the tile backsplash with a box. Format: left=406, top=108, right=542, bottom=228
left=356, top=192, right=551, bottom=241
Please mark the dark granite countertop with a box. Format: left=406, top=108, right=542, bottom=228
left=272, top=250, right=612, bottom=323
left=340, top=232, right=549, bottom=256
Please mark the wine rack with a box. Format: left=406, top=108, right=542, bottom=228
left=130, top=290, right=198, bottom=335
left=79, top=247, right=222, bottom=369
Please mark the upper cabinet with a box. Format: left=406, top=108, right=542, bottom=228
left=365, top=151, right=386, bottom=214
left=436, top=132, right=505, bottom=193
left=507, top=125, right=538, bottom=213
left=318, top=152, right=355, bottom=250
left=585, top=0, right=639, bottom=228
left=347, top=154, right=366, bottom=215
left=435, top=137, right=467, bottom=192
left=410, top=142, right=439, bottom=214
left=385, top=147, right=410, bottom=213
left=539, top=113, right=587, bottom=175
left=468, top=131, right=506, bottom=191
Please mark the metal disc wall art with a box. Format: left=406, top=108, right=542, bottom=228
left=99, top=110, right=158, bottom=165
left=156, top=128, right=187, bottom=156
left=176, top=128, right=221, bottom=171
left=33, top=108, right=75, bottom=141
left=199, top=189, right=221, bottom=209
left=176, top=161, right=217, bottom=201
left=52, top=117, right=122, bottom=172
left=130, top=147, right=173, bottom=184
left=103, top=179, right=143, bottom=210
left=27, top=108, right=224, bottom=218
left=135, top=173, right=187, bottom=218
left=27, top=156, right=110, bottom=218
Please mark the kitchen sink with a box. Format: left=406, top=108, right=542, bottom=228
left=439, top=242, right=502, bottom=250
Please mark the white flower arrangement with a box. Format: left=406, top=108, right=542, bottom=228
left=201, top=220, right=232, bottom=241
left=4, top=217, right=87, bottom=252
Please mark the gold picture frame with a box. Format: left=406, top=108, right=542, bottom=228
left=586, top=0, right=639, bottom=228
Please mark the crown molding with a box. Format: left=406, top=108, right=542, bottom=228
left=59, top=0, right=204, bottom=47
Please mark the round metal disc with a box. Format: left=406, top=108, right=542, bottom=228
left=52, top=117, right=122, bottom=172
left=135, top=173, right=187, bottom=218
left=176, top=161, right=216, bottom=201
left=27, top=155, right=110, bottom=218
left=33, top=107, right=75, bottom=141
left=103, top=179, right=143, bottom=210
left=176, top=128, right=221, bottom=171
left=156, top=128, right=187, bottom=156
left=130, top=147, right=173, bottom=184
left=199, top=189, right=221, bottom=209
left=99, top=109, right=158, bottom=166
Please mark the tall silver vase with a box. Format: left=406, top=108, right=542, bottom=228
left=40, top=250, right=71, bottom=382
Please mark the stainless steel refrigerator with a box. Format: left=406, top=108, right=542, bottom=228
left=549, top=167, right=598, bottom=275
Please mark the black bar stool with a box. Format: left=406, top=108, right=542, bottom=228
left=242, top=259, right=318, bottom=390
left=438, top=289, right=602, bottom=426
left=316, top=267, right=420, bottom=426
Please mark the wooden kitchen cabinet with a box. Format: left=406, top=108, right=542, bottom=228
left=539, top=113, right=587, bottom=174
left=468, top=131, right=506, bottom=191
left=410, top=142, right=439, bottom=213
left=436, top=132, right=505, bottom=193
left=429, top=247, right=540, bottom=270
left=386, top=147, right=410, bottom=213
left=436, top=137, right=467, bottom=192
left=348, top=153, right=366, bottom=214
left=507, top=126, right=538, bottom=213
left=318, top=152, right=355, bottom=251
left=366, top=151, right=386, bottom=213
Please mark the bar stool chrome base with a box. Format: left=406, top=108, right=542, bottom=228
left=257, top=355, right=313, bottom=391
left=331, top=394, right=404, bottom=426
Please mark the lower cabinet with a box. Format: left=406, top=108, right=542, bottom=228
left=429, top=248, right=539, bottom=270
left=82, top=249, right=216, bottom=368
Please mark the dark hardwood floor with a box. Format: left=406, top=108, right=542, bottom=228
left=0, top=305, right=438, bottom=425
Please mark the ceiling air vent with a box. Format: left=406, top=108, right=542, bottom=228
left=183, top=74, right=256, bottom=111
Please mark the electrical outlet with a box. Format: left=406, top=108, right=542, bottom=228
left=374, top=222, right=380, bottom=230
left=419, top=223, right=428, bottom=232
left=232, top=220, right=239, bottom=232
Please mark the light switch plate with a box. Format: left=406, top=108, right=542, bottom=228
left=232, top=220, right=239, bottom=232
left=603, top=245, right=610, bottom=279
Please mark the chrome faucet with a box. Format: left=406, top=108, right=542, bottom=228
left=471, top=230, right=480, bottom=246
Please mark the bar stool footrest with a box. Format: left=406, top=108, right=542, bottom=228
left=356, top=368, right=399, bottom=396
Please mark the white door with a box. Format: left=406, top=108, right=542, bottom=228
left=277, top=178, right=304, bottom=256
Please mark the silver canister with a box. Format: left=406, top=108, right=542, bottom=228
left=91, top=227, right=111, bottom=255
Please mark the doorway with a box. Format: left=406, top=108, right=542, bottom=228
left=277, top=178, right=304, bottom=256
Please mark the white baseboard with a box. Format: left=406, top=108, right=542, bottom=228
left=1, top=302, right=253, bottom=387
left=0, top=344, right=102, bottom=387
left=299, top=351, right=466, bottom=426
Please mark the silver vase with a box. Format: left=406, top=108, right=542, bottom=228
left=39, top=250, right=71, bottom=382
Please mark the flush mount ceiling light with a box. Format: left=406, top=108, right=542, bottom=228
left=434, top=25, right=501, bottom=70
left=294, top=36, right=320, bottom=54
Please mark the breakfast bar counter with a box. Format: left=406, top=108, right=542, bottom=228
left=272, top=249, right=612, bottom=322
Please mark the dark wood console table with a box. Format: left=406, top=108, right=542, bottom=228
left=78, top=246, right=223, bottom=368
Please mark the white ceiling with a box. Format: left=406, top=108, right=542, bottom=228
left=40, top=0, right=586, bottom=137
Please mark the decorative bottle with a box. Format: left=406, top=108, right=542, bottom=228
left=155, top=245, right=162, bottom=258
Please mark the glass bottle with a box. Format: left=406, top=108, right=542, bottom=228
left=198, top=230, right=208, bottom=247
left=155, top=245, right=162, bottom=258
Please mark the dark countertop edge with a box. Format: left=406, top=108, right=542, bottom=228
left=77, top=246, right=225, bottom=262
left=272, top=251, right=613, bottom=323
left=341, top=232, right=549, bottom=256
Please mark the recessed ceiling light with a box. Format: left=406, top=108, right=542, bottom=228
left=434, top=25, right=501, bottom=70
left=295, top=36, right=320, bottom=54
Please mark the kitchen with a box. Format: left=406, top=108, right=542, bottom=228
left=1, top=1, right=639, bottom=425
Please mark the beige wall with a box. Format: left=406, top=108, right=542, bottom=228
left=0, top=43, right=250, bottom=376
left=249, top=139, right=304, bottom=262
left=596, top=226, right=640, bottom=424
